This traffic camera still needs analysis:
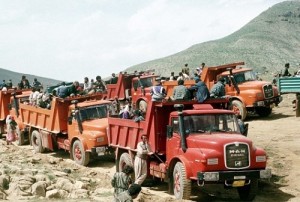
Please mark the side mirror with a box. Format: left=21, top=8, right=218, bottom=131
left=167, top=125, right=173, bottom=138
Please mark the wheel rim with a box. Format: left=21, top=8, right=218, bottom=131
left=232, top=105, right=241, bottom=115
left=33, top=135, right=38, bottom=146
left=74, top=144, right=82, bottom=161
left=174, top=170, right=181, bottom=194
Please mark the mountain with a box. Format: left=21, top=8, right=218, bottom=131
left=126, top=1, right=300, bottom=79
left=0, top=68, right=62, bottom=89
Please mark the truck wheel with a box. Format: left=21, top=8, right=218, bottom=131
left=138, top=100, right=147, bottom=113
left=230, top=100, right=247, bottom=120
left=72, top=140, right=90, bottom=166
left=0, top=125, right=4, bottom=139
left=237, top=179, right=258, bottom=201
left=31, top=130, right=45, bottom=153
left=16, top=130, right=24, bottom=146
left=256, top=107, right=272, bottom=117
left=173, top=162, right=191, bottom=200
left=119, top=152, right=133, bottom=172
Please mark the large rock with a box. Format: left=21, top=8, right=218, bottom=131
left=31, top=181, right=47, bottom=197
left=0, top=175, right=9, bottom=190
left=55, top=178, right=73, bottom=192
left=70, top=189, right=89, bottom=199
left=46, top=189, right=68, bottom=199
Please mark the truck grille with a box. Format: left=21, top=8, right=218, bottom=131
left=263, top=84, right=274, bottom=99
left=225, top=143, right=250, bottom=169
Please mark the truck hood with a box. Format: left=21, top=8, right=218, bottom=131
left=81, top=118, right=108, bottom=131
left=187, top=133, right=253, bottom=151
left=238, top=80, right=270, bottom=89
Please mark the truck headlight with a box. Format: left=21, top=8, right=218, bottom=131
left=256, top=155, right=266, bottom=162
left=207, top=158, right=218, bottom=165
left=204, top=172, right=219, bottom=181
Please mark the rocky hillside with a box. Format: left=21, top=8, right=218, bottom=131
left=127, top=1, right=300, bottom=79
left=0, top=68, right=62, bottom=89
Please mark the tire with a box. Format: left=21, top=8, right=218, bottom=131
left=237, top=179, right=258, bottom=201
left=230, top=100, right=247, bottom=120
left=172, top=162, right=191, bottom=200
left=72, top=140, right=90, bottom=166
left=0, top=125, right=4, bottom=139
left=138, top=100, right=147, bottom=113
left=256, top=107, right=272, bottom=117
left=119, top=152, right=133, bottom=172
left=31, top=130, right=45, bottom=153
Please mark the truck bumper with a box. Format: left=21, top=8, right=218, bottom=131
left=197, top=169, right=271, bottom=183
left=253, top=96, right=282, bottom=107
left=91, top=146, right=107, bottom=156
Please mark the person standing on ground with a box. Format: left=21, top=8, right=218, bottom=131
left=111, top=165, right=134, bottom=196
left=283, top=63, right=291, bottom=77
left=6, top=115, right=17, bottom=145
left=188, top=77, right=210, bottom=103
left=134, top=134, right=153, bottom=185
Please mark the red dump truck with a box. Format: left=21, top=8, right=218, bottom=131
left=107, top=99, right=271, bottom=200
left=106, top=71, right=160, bottom=112
left=9, top=93, right=111, bottom=166
left=202, top=62, right=282, bottom=120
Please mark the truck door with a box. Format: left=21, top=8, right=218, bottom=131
left=166, top=117, right=182, bottom=159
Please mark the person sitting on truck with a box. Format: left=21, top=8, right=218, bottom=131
left=133, top=109, right=145, bottom=122
left=29, top=87, right=41, bottom=106
left=69, top=81, right=80, bottom=96
left=168, top=72, right=176, bottom=81
left=171, top=79, right=190, bottom=101
left=18, top=75, right=31, bottom=89
left=134, top=134, right=153, bottom=185
left=111, top=165, right=134, bottom=196
left=32, top=78, right=43, bottom=90
left=57, top=82, right=69, bottom=98
left=283, top=63, right=292, bottom=77
left=188, top=77, right=210, bottom=103
left=114, top=183, right=142, bottom=202
left=109, top=73, right=118, bottom=84
left=83, top=77, right=92, bottom=94
left=210, top=77, right=226, bottom=98
left=150, top=78, right=166, bottom=101
left=94, top=76, right=107, bottom=92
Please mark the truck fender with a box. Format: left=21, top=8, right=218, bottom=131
left=71, top=136, right=88, bottom=151
left=168, top=156, right=193, bottom=179
left=230, top=96, right=245, bottom=105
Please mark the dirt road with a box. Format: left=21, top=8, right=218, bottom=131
left=0, top=94, right=299, bottom=201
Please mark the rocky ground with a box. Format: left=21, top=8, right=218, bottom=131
left=0, top=94, right=299, bottom=202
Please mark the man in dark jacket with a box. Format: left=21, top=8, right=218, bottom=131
left=188, top=78, right=210, bottom=103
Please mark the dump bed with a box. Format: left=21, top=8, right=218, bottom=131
left=18, top=93, right=104, bottom=133
left=1, top=90, right=32, bottom=121
left=107, top=98, right=229, bottom=153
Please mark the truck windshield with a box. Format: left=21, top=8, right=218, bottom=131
left=183, top=114, right=239, bottom=134
left=233, top=70, right=257, bottom=84
left=79, top=104, right=109, bottom=121
left=133, top=77, right=154, bottom=89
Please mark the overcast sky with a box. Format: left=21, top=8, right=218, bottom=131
left=0, top=0, right=286, bottom=82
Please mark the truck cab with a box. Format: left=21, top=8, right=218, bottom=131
left=202, top=62, right=282, bottom=120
